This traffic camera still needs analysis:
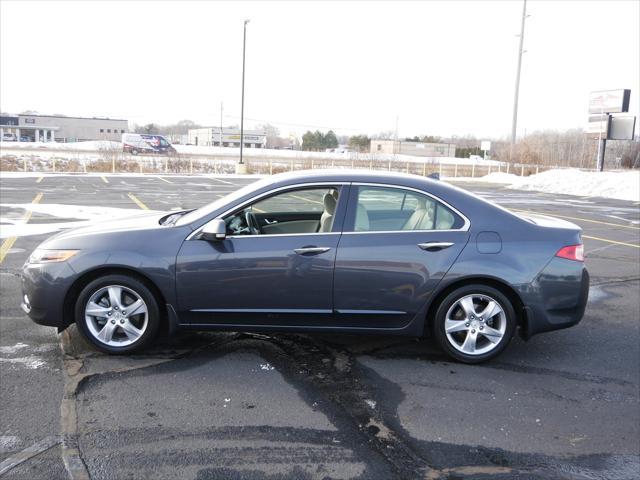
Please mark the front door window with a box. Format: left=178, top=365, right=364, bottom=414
left=224, top=187, right=341, bottom=236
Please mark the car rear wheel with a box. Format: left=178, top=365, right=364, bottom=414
left=433, top=285, right=515, bottom=363
left=131, top=148, right=139, bottom=155
left=75, top=274, right=160, bottom=354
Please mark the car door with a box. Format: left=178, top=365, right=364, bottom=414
left=333, top=184, right=470, bottom=329
left=175, top=184, right=349, bottom=327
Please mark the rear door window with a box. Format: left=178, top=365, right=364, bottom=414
left=348, top=186, right=464, bottom=232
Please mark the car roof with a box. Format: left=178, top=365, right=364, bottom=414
left=266, top=169, right=468, bottom=199
left=262, top=169, right=521, bottom=227
left=267, top=168, right=437, bottom=186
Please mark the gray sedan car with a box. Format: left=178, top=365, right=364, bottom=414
left=21, top=170, right=589, bottom=363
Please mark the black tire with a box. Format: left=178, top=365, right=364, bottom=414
left=432, top=284, right=516, bottom=364
left=74, top=274, right=160, bottom=354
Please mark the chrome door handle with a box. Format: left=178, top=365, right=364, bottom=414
left=294, top=247, right=331, bottom=255
left=417, top=242, right=454, bottom=251
left=264, top=218, right=278, bottom=224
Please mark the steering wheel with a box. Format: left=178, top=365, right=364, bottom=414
left=245, top=211, right=261, bottom=235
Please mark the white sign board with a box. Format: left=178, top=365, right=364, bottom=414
left=586, top=114, right=610, bottom=136
left=480, top=140, right=491, bottom=151
left=588, top=89, right=631, bottom=114
left=608, top=116, right=636, bottom=140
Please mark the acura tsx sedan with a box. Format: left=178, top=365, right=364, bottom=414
left=21, top=170, right=589, bottom=363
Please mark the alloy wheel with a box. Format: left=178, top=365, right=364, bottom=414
left=84, top=285, right=148, bottom=347
left=444, top=294, right=507, bottom=356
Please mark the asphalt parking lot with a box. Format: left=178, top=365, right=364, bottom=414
left=0, top=173, right=638, bottom=480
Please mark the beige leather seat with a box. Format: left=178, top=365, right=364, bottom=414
left=403, top=198, right=433, bottom=230
left=319, top=192, right=337, bottom=232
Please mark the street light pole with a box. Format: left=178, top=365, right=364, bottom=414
left=238, top=19, right=250, bottom=173
left=510, top=0, right=527, bottom=157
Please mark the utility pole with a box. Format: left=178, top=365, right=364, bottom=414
left=510, top=0, right=527, bottom=156
left=237, top=19, right=250, bottom=174
left=220, top=102, right=223, bottom=149
left=596, top=103, right=606, bottom=171
left=394, top=116, right=399, bottom=154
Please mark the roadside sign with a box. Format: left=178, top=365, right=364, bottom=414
left=480, top=140, right=491, bottom=151
left=586, top=114, right=611, bottom=136
left=587, top=89, right=635, bottom=172
left=608, top=116, right=636, bottom=140
left=588, top=89, right=631, bottom=114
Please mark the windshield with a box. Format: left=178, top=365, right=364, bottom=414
left=175, top=177, right=273, bottom=226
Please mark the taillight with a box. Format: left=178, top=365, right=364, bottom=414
left=556, top=244, right=584, bottom=262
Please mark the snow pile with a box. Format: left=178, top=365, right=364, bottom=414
left=450, top=172, right=522, bottom=184
left=513, top=169, right=639, bottom=201
left=453, top=169, right=640, bottom=201
left=0, top=203, right=160, bottom=238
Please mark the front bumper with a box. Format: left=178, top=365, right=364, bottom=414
left=519, top=258, right=590, bottom=338
left=21, top=261, right=76, bottom=327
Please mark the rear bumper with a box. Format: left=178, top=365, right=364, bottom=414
left=519, top=259, right=589, bottom=338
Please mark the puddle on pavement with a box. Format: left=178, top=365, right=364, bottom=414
left=588, top=285, right=609, bottom=304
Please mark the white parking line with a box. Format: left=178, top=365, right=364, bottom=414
left=208, top=177, right=233, bottom=185
left=0, top=436, right=61, bottom=475
left=582, top=235, right=639, bottom=249
left=289, top=194, right=323, bottom=205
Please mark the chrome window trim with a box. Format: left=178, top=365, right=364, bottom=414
left=341, top=229, right=466, bottom=235
left=186, top=182, right=348, bottom=240
left=227, top=232, right=341, bottom=239
left=186, top=180, right=470, bottom=240
left=348, top=182, right=471, bottom=233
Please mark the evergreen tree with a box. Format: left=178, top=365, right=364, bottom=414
left=348, top=135, right=371, bottom=152
left=302, top=130, right=317, bottom=151
left=324, top=130, right=338, bottom=149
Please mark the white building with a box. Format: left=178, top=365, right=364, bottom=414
left=370, top=140, right=456, bottom=157
left=0, top=114, right=128, bottom=142
left=188, top=127, right=266, bottom=148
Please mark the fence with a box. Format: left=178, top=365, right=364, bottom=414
left=0, top=150, right=553, bottom=178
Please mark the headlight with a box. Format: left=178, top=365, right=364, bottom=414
left=28, top=249, right=79, bottom=264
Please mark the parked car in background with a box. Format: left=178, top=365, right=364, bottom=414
left=2, top=132, right=17, bottom=142
left=21, top=170, right=588, bottom=363
left=122, top=133, right=176, bottom=155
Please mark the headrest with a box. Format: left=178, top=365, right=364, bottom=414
left=323, top=193, right=337, bottom=214
left=355, top=202, right=370, bottom=231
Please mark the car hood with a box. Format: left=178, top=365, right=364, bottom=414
left=41, top=211, right=170, bottom=245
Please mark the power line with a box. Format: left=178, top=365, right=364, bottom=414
left=222, top=115, right=367, bottom=132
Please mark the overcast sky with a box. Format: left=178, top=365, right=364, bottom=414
left=1, top=0, right=638, bottom=139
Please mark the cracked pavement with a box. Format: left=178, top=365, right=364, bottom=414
left=1, top=174, right=638, bottom=479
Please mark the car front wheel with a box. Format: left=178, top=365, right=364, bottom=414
left=75, top=274, right=160, bottom=354
left=433, top=285, right=516, bottom=363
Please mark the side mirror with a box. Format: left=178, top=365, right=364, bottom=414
left=199, top=219, right=226, bottom=241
